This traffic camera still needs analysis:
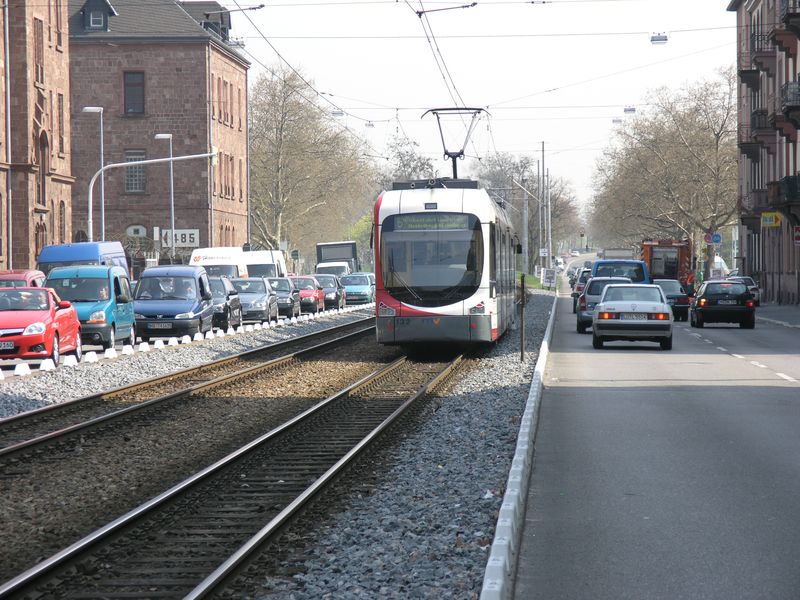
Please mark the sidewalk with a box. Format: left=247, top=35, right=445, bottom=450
left=756, top=302, right=800, bottom=329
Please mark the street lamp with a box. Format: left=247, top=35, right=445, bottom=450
left=82, top=106, right=104, bottom=241
left=154, top=133, right=174, bottom=260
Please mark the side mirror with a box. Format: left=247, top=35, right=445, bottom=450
left=202, top=291, right=212, bottom=301
left=116, top=294, right=129, bottom=304
left=228, top=290, right=238, bottom=297
left=57, top=300, right=72, bottom=309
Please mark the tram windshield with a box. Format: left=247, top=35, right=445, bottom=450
left=380, top=212, right=483, bottom=306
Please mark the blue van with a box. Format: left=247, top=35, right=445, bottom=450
left=45, top=265, right=136, bottom=349
left=37, top=241, right=129, bottom=276
left=591, top=259, right=651, bottom=284
left=133, top=265, right=214, bottom=340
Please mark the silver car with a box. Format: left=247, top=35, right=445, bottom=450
left=576, top=276, right=631, bottom=333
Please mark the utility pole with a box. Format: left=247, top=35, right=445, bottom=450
left=522, top=180, right=529, bottom=274
left=537, top=159, right=542, bottom=273
left=546, top=168, right=553, bottom=269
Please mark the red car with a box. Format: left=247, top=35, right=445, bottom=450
left=0, top=269, right=47, bottom=288
left=289, top=276, right=325, bottom=313
left=0, top=287, right=82, bottom=365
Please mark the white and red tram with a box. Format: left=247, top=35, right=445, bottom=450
left=374, top=178, right=519, bottom=345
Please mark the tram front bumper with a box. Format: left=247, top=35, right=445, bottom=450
left=377, top=315, right=494, bottom=343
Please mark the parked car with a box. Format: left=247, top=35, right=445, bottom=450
left=0, top=287, right=82, bottom=365
left=571, top=268, right=592, bottom=313
left=232, top=277, right=279, bottom=323
left=134, top=265, right=214, bottom=340
left=290, top=275, right=325, bottom=313
left=340, top=273, right=375, bottom=305
left=268, top=277, right=301, bottom=318
left=576, top=276, right=631, bottom=333
left=314, top=273, right=346, bottom=310
left=209, top=276, right=243, bottom=330
left=654, top=278, right=691, bottom=321
left=0, top=269, right=47, bottom=288
left=726, top=275, right=761, bottom=306
left=592, top=284, right=674, bottom=350
left=45, top=265, right=136, bottom=349
left=690, top=280, right=755, bottom=329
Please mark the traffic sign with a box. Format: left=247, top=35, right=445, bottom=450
left=161, top=229, right=200, bottom=248
left=794, top=225, right=800, bottom=246
left=712, top=233, right=722, bottom=245
left=703, top=233, right=712, bottom=244
left=290, top=249, right=300, bottom=260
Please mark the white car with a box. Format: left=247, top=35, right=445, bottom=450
left=591, top=284, right=674, bottom=350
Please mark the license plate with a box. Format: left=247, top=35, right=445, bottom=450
left=0, top=341, right=14, bottom=349
left=149, top=322, right=173, bottom=329
left=718, top=300, right=737, bottom=305
left=621, top=313, right=647, bottom=321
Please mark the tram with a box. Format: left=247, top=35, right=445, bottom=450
left=373, top=177, right=520, bottom=345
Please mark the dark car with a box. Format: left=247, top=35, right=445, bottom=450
left=314, top=273, right=346, bottom=310
left=690, top=280, right=755, bottom=329
left=571, top=268, right=591, bottom=313
left=209, top=276, right=242, bottom=330
left=134, top=265, right=214, bottom=340
left=654, top=278, right=690, bottom=321
left=232, top=277, right=279, bottom=323
left=268, top=277, right=301, bottom=318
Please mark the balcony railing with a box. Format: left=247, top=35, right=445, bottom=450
left=750, top=32, right=773, bottom=54
left=751, top=109, right=770, bottom=130
left=778, top=175, right=800, bottom=204
left=781, top=0, right=800, bottom=20
left=781, top=82, right=800, bottom=110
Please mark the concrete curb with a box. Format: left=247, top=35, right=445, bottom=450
left=756, top=315, right=800, bottom=329
left=480, top=292, right=559, bottom=600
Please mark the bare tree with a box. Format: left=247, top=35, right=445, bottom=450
left=588, top=67, right=738, bottom=275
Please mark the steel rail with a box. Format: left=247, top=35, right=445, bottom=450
left=0, top=355, right=411, bottom=598
left=186, top=354, right=463, bottom=599
left=0, top=324, right=375, bottom=460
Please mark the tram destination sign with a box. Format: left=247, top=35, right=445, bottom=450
left=394, top=213, right=470, bottom=230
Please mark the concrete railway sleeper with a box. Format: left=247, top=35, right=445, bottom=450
left=0, top=354, right=464, bottom=599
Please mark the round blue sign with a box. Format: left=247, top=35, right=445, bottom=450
left=712, top=233, right=722, bottom=244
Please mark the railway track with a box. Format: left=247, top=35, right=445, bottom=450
left=0, top=353, right=464, bottom=599
left=0, top=317, right=374, bottom=458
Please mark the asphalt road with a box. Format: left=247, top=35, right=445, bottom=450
left=513, top=278, right=800, bottom=600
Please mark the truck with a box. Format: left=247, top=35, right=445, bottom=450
left=599, top=247, right=635, bottom=259
left=316, top=241, right=359, bottom=276
left=639, top=239, right=692, bottom=287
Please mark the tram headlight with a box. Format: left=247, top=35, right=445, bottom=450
left=469, top=302, right=485, bottom=314
left=378, top=302, right=396, bottom=317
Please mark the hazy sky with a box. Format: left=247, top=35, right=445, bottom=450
left=226, top=0, right=736, bottom=207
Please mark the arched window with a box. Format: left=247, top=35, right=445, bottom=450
left=59, top=201, right=66, bottom=243
left=35, top=223, right=48, bottom=257
left=37, top=133, right=50, bottom=206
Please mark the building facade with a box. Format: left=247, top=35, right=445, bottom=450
left=0, top=0, right=74, bottom=269
left=69, top=0, right=249, bottom=271
left=729, top=0, right=800, bottom=304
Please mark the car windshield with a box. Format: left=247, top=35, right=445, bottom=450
left=730, top=277, right=755, bottom=286
left=233, top=280, right=267, bottom=294
left=587, top=279, right=626, bottom=295
left=248, top=264, right=277, bottom=277
left=315, top=275, right=336, bottom=286
left=341, top=275, right=369, bottom=286
left=603, top=286, right=662, bottom=303
left=38, top=260, right=100, bottom=276
left=705, top=282, right=747, bottom=296
left=269, top=278, right=290, bottom=292
left=293, top=278, right=317, bottom=290
left=203, top=265, right=238, bottom=278
left=0, top=279, right=27, bottom=288
left=135, top=276, right=196, bottom=300
left=46, top=277, right=110, bottom=302
left=655, top=280, right=684, bottom=294
left=595, top=262, right=646, bottom=282
left=209, top=279, right=227, bottom=299
left=0, top=289, right=49, bottom=311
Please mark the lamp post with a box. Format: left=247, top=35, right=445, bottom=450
left=155, top=133, right=174, bottom=260
left=82, top=107, right=104, bottom=241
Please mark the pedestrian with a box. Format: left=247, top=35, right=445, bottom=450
left=686, top=272, right=696, bottom=296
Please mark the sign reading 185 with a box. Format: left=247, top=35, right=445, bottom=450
left=161, top=229, right=200, bottom=248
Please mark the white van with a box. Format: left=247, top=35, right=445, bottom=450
left=243, top=250, right=287, bottom=278
left=189, top=247, right=249, bottom=278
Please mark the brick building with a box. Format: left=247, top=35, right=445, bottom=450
left=728, top=0, right=800, bottom=304
left=0, top=0, right=74, bottom=269
left=69, top=0, right=249, bottom=271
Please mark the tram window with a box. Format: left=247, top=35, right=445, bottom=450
left=490, top=224, right=497, bottom=283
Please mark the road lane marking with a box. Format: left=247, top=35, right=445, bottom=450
left=731, top=354, right=745, bottom=359
left=776, top=373, right=798, bottom=383
left=716, top=347, right=727, bottom=352
left=704, top=339, right=713, bottom=344
left=750, top=361, right=768, bottom=368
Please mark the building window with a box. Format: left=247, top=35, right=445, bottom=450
left=238, top=159, right=243, bottom=201
left=89, top=11, right=104, bottom=28
left=59, top=201, right=66, bottom=243
left=238, top=88, right=242, bottom=129
left=223, top=80, right=229, bottom=123
left=34, top=19, right=44, bottom=84
left=125, top=150, right=146, bottom=193
left=37, top=134, right=49, bottom=206
left=57, top=94, right=64, bottom=153
left=124, top=72, right=145, bottom=114
left=229, top=155, right=235, bottom=198
left=55, top=0, right=63, bottom=45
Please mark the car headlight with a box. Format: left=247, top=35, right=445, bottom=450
left=135, top=313, right=146, bottom=319
left=213, top=305, right=224, bottom=312
left=23, top=322, right=46, bottom=335
left=278, top=298, right=289, bottom=304
left=88, top=310, right=107, bottom=324
left=326, top=292, right=335, bottom=299
left=175, top=311, right=195, bottom=319
left=251, top=301, right=266, bottom=309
